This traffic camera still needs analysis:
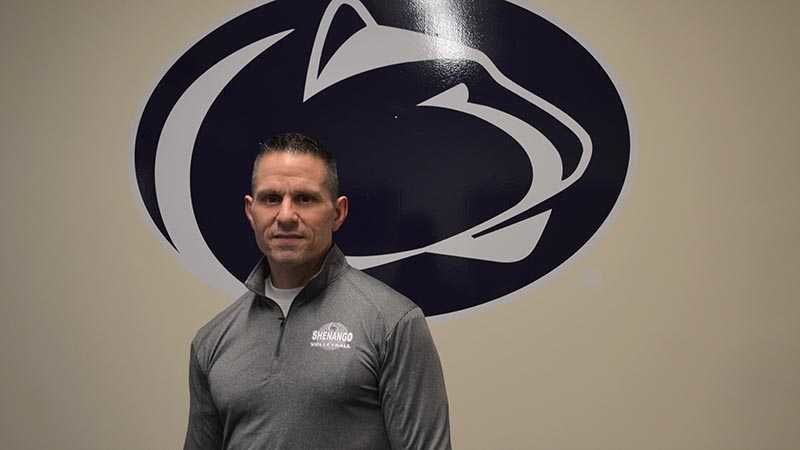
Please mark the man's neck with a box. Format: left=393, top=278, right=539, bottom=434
left=267, top=259, right=323, bottom=289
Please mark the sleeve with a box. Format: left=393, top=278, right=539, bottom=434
left=380, top=307, right=452, bottom=450
left=183, top=343, right=223, bottom=450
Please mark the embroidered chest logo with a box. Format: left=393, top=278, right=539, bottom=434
left=310, top=322, right=354, bottom=351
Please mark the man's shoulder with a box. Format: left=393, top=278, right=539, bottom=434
left=335, top=266, right=420, bottom=327
left=190, top=291, right=254, bottom=354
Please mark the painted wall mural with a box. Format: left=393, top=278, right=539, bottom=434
left=135, top=0, right=630, bottom=316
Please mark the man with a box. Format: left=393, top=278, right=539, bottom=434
left=183, top=133, right=451, bottom=449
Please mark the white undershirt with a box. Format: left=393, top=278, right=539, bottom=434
left=264, top=276, right=303, bottom=317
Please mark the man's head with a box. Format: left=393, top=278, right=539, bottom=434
left=250, top=133, right=339, bottom=199
left=244, top=133, right=348, bottom=288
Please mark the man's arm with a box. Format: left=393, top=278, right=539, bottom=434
left=183, top=343, right=223, bottom=450
left=380, top=307, right=452, bottom=449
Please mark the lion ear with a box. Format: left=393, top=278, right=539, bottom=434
left=305, top=1, right=375, bottom=101
left=317, top=2, right=369, bottom=77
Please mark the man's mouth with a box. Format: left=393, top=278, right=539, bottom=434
left=271, top=234, right=304, bottom=241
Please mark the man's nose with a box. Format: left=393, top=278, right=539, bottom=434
left=276, top=198, right=298, bottom=225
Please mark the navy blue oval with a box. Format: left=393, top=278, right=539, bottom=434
left=134, top=0, right=630, bottom=316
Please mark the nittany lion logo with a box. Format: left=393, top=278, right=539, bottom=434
left=133, top=0, right=631, bottom=317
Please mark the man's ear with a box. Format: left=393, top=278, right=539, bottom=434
left=244, top=194, right=255, bottom=228
left=332, top=195, right=349, bottom=232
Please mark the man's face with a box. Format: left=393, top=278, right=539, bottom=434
left=245, top=152, right=348, bottom=278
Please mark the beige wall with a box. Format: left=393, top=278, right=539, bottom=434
left=2, top=1, right=798, bottom=449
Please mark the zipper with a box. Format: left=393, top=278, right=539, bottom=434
left=274, top=316, right=286, bottom=358
left=274, top=293, right=301, bottom=358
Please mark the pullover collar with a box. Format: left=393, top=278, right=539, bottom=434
left=244, top=244, right=348, bottom=302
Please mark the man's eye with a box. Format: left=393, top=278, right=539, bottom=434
left=297, top=195, right=313, bottom=204
left=261, top=195, right=281, bottom=204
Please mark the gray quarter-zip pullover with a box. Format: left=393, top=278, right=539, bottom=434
left=183, top=245, right=451, bottom=450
